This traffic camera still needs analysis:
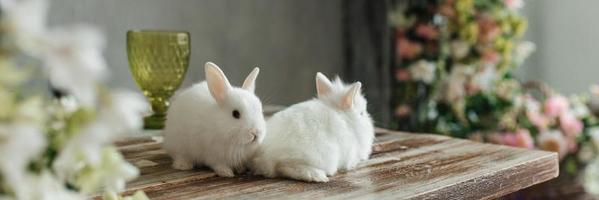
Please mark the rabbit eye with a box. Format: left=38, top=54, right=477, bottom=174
left=232, top=110, right=241, bottom=119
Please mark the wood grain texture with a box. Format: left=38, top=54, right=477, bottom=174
left=114, top=129, right=559, bottom=200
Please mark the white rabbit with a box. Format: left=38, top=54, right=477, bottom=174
left=251, top=73, right=374, bottom=182
left=163, top=62, right=266, bottom=177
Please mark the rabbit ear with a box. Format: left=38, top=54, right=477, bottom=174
left=334, top=75, right=342, bottom=83
left=316, top=72, right=333, bottom=98
left=205, top=62, right=232, bottom=103
left=340, top=82, right=361, bottom=110
left=242, top=67, right=260, bottom=93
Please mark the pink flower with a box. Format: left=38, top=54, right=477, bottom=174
left=397, top=38, right=423, bottom=60
left=559, top=112, right=584, bottom=138
left=544, top=95, right=569, bottom=117
left=395, top=68, right=411, bottom=81
left=567, top=137, right=578, bottom=153
left=502, top=129, right=534, bottom=149
left=478, top=14, right=501, bottom=43
left=526, top=110, right=549, bottom=131
left=524, top=96, right=550, bottom=130
left=415, top=24, right=439, bottom=40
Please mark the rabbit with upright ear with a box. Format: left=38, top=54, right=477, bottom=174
left=163, top=62, right=266, bottom=177
left=251, top=73, right=374, bottom=182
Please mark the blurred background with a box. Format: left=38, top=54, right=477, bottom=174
left=48, top=0, right=599, bottom=105
left=49, top=0, right=345, bottom=106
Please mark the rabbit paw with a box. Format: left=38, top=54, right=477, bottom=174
left=277, top=163, right=329, bottom=182
left=341, top=161, right=359, bottom=172
left=303, top=169, right=329, bottom=182
left=172, top=158, right=194, bottom=170
left=213, top=165, right=235, bottom=177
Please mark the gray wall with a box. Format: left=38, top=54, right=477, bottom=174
left=517, top=0, right=599, bottom=94
left=48, top=0, right=344, bottom=106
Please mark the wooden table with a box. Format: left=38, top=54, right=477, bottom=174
left=116, top=128, right=558, bottom=199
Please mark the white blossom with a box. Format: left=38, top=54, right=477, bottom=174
left=30, top=172, right=84, bottom=200
left=0, top=0, right=147, bottom=198
left=0, top=0, right=48, bottom=52
left=584, top=158, right=599, bottom=195
left=42, top=25, right=108, bottom=106
left=53, top=91, right=148, bottom=191
left=73, top=147, right=140, bottom=193
left=589, top=128, right=599, bottom=149
left=0, top=124, right=46, bottom=199
left=578, top=145, right=595, bottom=163
left=569, top=95, right=591, bottom=118
left=444, top=64, right=473, bottom=102
left=514, top=41, right=535, bottom=65
left=473, top=64, right=496, bottom=92
left=408, top=60, right=436, bottom=84
left=589, top=85, right=599, bottom=115
left=0, top=88, right=15, bottom=119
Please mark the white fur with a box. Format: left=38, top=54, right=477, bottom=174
left=251, top=73, right=374, bottom=182
left=163, top=62, right=266, bottom=177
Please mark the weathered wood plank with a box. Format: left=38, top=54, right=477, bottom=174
left=115, top=129, right=558, bottom=199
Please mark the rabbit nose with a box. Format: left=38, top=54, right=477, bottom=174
left=249, top=128, right=259, bottom=142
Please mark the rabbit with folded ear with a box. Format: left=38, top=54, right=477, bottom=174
left=163, top=62, right=266, bottom=177
left=251, top=73, right=374, bottom=182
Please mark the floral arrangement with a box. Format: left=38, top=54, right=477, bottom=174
left=0, top=0, right=149, bottom=199
left=389, top=0, right=599, bottom=194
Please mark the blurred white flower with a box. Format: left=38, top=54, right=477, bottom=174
left=101, top=91, right=151, bottom=134
left=0, top=60, right=30, bottom=86
left=584, top=158, right=599, bottom=195
left=444, top=64, right=473, bottom=102
left=31, top=172, right=84, bottom=200
left=578, top=145, right=595, bottom=163
left=569, top=95, right=591, bottom=118
left=495, top=79, right=519, bottom=100
left=0, top=88, right=15, bottom=119
left=0, top=124, right=46, bottom=199
left=408, top=60, right=436, bottom=84
left=1, top=0, right=146, bottom=198
left=450, top=40, right=470, bottom=60
left=42, top=25, right=108, bottom=106
left=74, top=147, right=139, bottom=193
left=589, top=85, right=599, bottom=116
left=589, top=127, right=599, bottom=148
left=514, top=41, right=535, bottom=65
left=473, top=64, right=496, bottom=92
left=53, top=91, right=148, bottom=191
left=14, top=96, right=45, bottom=124
left=0, top=0, right=48, bottom=52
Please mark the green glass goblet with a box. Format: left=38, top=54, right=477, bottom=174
left=127, top=30, right=190, bottom=129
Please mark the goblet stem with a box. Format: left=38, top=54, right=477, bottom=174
left=144, top=95, right=169, bottom=129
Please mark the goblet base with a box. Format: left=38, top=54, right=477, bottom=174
left=144, top=114, right=166, bottom=129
